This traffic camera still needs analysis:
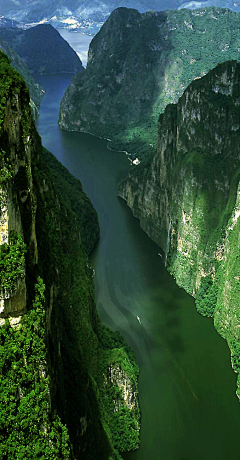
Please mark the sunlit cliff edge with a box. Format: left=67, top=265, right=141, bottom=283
left=0, top=51, right=139, bottom=459
left=119, top=59, right=240, bottom=398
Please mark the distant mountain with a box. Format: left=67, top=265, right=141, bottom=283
left=0, top=16, right=19, bottom=27
left=0, top=24, right=83, bottom=74
left=0, top=34, right=44, bottom=110
left=179, top=0, right=240, bottom=10
left=1, top=0, right=240, bottom=35
left=0, top=0, right=182, bottom=34
left=1, top=0, right=239, bottom=34
left=0, top=0, right=181, bottom=20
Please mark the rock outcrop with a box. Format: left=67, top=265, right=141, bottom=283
left=0, top=54, right=39, bottom=317
left=59, top=6, right=240, bottom=157
left=119, top=59, right=240, bottom=396
left=0, top=51, right=139, bottom=459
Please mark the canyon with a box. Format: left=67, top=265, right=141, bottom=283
left=2, top=4, right=240, bottom=458
left=0, top=52, right=139, bottom=459
left=119, top=59, right=240, bottom=396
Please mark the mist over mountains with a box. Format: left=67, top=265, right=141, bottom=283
left=1, top=0, right=239, bottom=34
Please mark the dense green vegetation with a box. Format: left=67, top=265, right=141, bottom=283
left=60, top=7, right=240, bottom=159
left=0, top=148, right=13, bottom=184
left=0, top=50, right=140, bottom=459
left=196, top=275, right=219, bottom=317
left=159, top=61, right=240, bottom=397
left=100, top=348, right=140, bottom=452
left=0, top=231, right=26, bottom=294
left=0, top=36, right=44, bottom=108
left=157, top=62, right=240, bottom=297
left=0, top=278, right=71, bottom=459
left=97, top=326, right=140, bottom=452
left=0, top=51, right=30, bottom=125
left=193, top=210, right=240, bottom=397
left=35, top=144, right=140, bottom=458
left=32, top=156, right=116, bottom=458
left=119, top=58, right=240, bottom=401
left=42, top=148, right=99, bottom=255
left=211, top=210, right=240, bottom=398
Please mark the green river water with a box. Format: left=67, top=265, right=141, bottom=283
left=36, top=72, right=240, bottom=460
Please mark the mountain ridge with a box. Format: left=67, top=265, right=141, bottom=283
left=0, top=0, right=240, bottom=34
left=59, top=6, right=240, bottom=158
left=0, top=33, right=44, bottom=118
left=0, top=0, right=189, bottom=34
left=0, top=24, right=83, bottom=75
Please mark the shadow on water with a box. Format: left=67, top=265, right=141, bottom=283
left=36, top=74, right=240, bottom=460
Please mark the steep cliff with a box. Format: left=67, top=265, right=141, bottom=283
left=59, top=6, right=240, bottom=157
left=0, top=24, right=83, bottom=75
left=0, top=33, right=44, bottom=110
left=0, top=51, right=139, bottom=459
left=119, top=59, right=240, bottom=396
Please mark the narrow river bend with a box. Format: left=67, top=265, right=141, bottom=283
left=36, top=74, right=240, bottom=460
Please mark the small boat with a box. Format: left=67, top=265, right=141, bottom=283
left=137, top=316, right=141, bottom=324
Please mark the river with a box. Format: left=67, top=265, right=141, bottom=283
left=35, top=73, right=240, bottom=460
left=56, top=29, right=92, bottom=67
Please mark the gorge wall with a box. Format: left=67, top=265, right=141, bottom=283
left=0, top=51, right=139, bottom=459
left=59, top=6, right=240, bottom=157
left=0, top=33, right=44, bottom=113
left=0, top=24, right=83, bottom=75
left=119, top=59, right=240, bottom=397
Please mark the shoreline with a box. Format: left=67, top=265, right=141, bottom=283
left=59, top=125, right=135, bottom=157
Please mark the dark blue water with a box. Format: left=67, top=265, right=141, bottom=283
left=36, top=74, right=240, bottom=460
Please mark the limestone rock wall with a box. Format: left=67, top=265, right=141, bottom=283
left=0, top=81, right=38, bottom=317
left=59, top=7, right=240, bottom=157
left=0, top=51, right=140, bottom=459
left=119, top=60, right=240, bottom=293
left=119, top=60, right=240, bottom=394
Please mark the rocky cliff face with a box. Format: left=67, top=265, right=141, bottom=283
left=119, top=59, right=240, bottom=396
left=0, top=53, right=39, bottom=318
left=59, top=6, right=240, bottom=157
left=0, top=51, right=139, bottom=459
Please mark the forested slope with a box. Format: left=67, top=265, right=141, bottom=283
left=0, top=51, right=139, bottom=459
